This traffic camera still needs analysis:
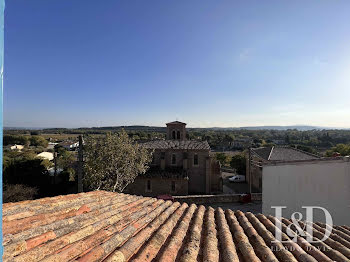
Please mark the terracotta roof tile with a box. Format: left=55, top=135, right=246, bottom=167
left=281, top=218, right=348, bottom=262
left=131, top=203, right=188, bottom=262
left=3, top=191, right=350, bottom=262
left=202, top=207, right=219, bottom=262
left=216, top=208, right=239, bottom=262
left=141, top=166, right=188, bottom=179
left=234, top=210, right=278, bottom=262
left=179, top=205, right=205, bottom=262
left=156, top=203, right=197, bottom=262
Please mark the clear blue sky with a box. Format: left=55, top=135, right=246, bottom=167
left=4, top=1, right=350, bottom=128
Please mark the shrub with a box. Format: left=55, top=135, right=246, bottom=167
left=3, top=184, right=38, bottom=203
left=230, top=154, right=246, bottom=175
left=215, top=152, right=229, bottom=166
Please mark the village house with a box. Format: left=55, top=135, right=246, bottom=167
left=10, top=144, right=24, bottom=151
left=247, top=146, right=320, bottom=192
left=47, top=142, right=58, bottom=150
left=125, top=121, right=222, bottom=196
left=59, top=140, right=79, bottom=151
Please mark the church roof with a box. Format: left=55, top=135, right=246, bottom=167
left=142, top=140, right=210, bottom=150
left=141, top=166, right=189, bottom=179
left=166, top=121, right=187, bottom=125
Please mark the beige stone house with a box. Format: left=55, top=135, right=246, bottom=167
left=125, top=121, right=222, bottom=196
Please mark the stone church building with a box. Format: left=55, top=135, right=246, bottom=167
left=125, top=121, right=222, bottom=196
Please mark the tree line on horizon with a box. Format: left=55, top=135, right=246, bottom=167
left=5, top=127, right=350, bottom=152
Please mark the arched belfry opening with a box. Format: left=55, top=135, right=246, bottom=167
left=166, top=121, right=187, bottom=141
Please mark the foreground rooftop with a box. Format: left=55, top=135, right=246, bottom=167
left=3, top=191, right=350, bottom=262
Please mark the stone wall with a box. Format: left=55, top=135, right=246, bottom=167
left=210, top=158, right=222, bottom=193
left=150, top=149, right=211, bottom=194
left=174, top=193, right=262, bottom=205
left=125, top=177, right=188, bottom=197
left=166, top=123, right=187, bottom=140
left=187, top=151, right=209, bottom=194
left=246, top=153, right=263, bottom=193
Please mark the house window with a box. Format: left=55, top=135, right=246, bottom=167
left=146, top=180, right=152, bottom=192
left=171, top=181, right=176, bottom=192
left=171, top=153, right=176, bottom=165
left=177, top=131, right=180, bottom=139
left=161, top=152, right=165, bottom=160
left=194, top=154, right=199, bottom=166
left=172, top=130, right=176, bottom=139
left=183, top=152, right=188, bottom=159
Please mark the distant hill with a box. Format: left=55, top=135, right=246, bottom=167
left=237, top=125, right=325, bottom=131
left=192, top=125, right=348, bottom=131
left=238, top=125, right=349, bottom=131
left=4, top=126, right=43, bottom=130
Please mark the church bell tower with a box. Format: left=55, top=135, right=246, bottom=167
left=166, top=121, right=187, bottom=141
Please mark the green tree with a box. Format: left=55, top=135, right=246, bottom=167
left=83, top=130, right=153, bottom=192
left=325, top=144, right=350, bottom=157
left=3, top=135, right=29, bottom=146
left=30, top=136, right=48, bottom=147
left=230, top=154, right=246, bottom=175
left=30, top=131, right=40, bottom=136
left=3, top=157, right=50, bottom=190
left=57, top=149, right=77, bottom=180
left=41, top=158, right=53, bottom=169
left=295, top=145, right=318, bottom=155
left=215, top=152, right=229, bottom=166
left=56, top=147, right=76, bottom=169
left=285, top=135, right=290, bottom=144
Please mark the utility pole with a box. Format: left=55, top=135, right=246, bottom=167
left=53, top=148, right=57, bottom=185
left=249, top=147, right=252, bottom=194
left=77, top=135, right=83, bottom=193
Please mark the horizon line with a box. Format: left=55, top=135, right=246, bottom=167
left=4, top=124, right=350, bottom=130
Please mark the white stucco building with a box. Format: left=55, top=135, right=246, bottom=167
left=10, top=144, right=24, bottom=151
left=36, top=151, right=54, bottom=161
left=262, top=156, right=350, bottom=225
